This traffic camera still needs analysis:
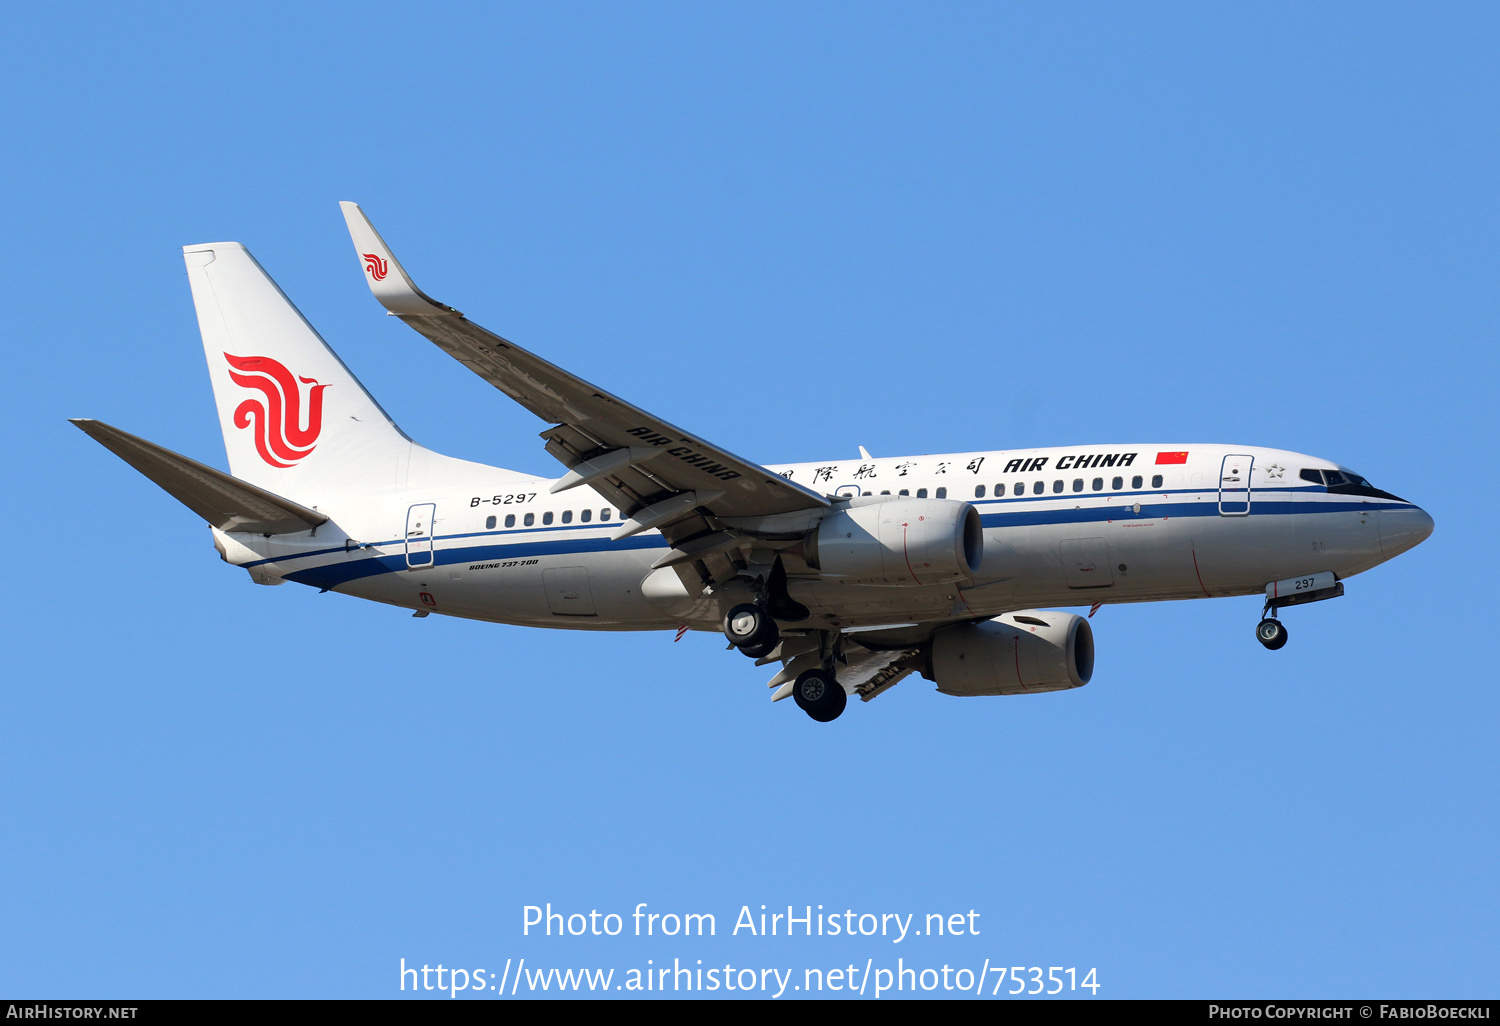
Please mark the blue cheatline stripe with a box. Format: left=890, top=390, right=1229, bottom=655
left=282, top=533, right=668, bottom=589
left=242, top=520, right=625, bottom=569
left=445, top=521, right=620, bottom=542
left=975, top=498, right=1415, bottom=529
left=919, top=485, right=1327, bottom=504
left=271, top=496, right=1418, bottom=590
left=242, top=543, right=356, bottom=569
left=970, top=484, right=1343, bottom=507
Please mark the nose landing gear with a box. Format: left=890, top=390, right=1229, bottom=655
left=1256, top=617, right=1289, bottom=650
left=1254, top=573, right=1345, bottom=650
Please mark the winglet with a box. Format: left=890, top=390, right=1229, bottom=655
left=338, top=201, right=459, bottom=317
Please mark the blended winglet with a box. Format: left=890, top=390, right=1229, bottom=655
left=338, top=201, right=459, bottom=317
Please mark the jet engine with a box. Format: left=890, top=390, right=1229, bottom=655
left=804, top=499, right=983, bottom=587
left=929, top=610, right=1094, bottom=696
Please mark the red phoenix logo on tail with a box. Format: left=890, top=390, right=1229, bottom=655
left=224, top=354, right=329, bottom=468
left=362, top=253, right=388, bottom=280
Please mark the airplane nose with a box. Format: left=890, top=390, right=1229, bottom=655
left=1378, top=506, right=1435, bottom=560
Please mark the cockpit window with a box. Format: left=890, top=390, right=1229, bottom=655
left=1303, top=468, right=1374, bottom=488
left=1304, top=467, right=1402, bottom=501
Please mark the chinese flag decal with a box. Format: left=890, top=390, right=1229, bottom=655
left=1155, top=451, right=1189, bottom=465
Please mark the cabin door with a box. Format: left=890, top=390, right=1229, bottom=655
left=1218, top=455, right=1254, bottom=516
left=405, top=503, right=437, bottom=568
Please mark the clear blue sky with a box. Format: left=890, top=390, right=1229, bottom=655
left=1, top=2, right=1495, bottom=999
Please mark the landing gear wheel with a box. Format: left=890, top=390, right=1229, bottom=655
left=724, top=603, right=778, bottom=654
left=739, top=638, right=779, bottom=659
left=1256, top=618, right=1288, bottom=650
left=792, top=668, right=847, bottom=722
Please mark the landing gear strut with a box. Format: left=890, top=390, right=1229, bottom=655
left=792, top=667, right=847, bottom=722
left=723, top=603, right=779, bottom=658
left=1254, top=574, right=1345, bottom=650
left=1256, top=617, right=1288, bottom=650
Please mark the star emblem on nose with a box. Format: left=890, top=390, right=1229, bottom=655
left=1264, top=463, right=1285, bottom=479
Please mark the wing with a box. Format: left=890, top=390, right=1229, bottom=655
left=338, top=203, right=829, bottom=564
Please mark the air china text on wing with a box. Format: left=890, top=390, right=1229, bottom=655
left=73, top=203, right=1434, bottom=722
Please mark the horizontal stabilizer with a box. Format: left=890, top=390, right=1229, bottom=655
left=71, top=419, right=329, bottom=534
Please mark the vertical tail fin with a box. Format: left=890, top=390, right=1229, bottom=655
left=183, top=243, right=413, bottom=501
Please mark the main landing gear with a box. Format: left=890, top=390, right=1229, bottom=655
left=725, top=608, right=850, bottom=722
left=722, top=556, right=846, bottom=721
left=722, top=555, right=810, bottom=660
left=792, top=667, right=847, bottom=722
left=723, top=603, right=779, bottom=659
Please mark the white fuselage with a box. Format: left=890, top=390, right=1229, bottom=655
left=215, top=443, right=1431, bottom=635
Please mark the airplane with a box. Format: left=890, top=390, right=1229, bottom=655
left=73, top=202, right=1435, bottom=723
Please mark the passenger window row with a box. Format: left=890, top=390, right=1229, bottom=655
left=472, top=466, right=1214, bottom=530
left=974, top=474, right=1160, bottom=499
left=477, top=468, right=1187, bottom=529
left=472, top=467, right=1197, bottom=530
left=860, top=487, right=947, bottom=498
left=484, top=509, right=614, bottom=530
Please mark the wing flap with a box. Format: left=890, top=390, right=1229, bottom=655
left=763, top=640, right=923, bottom=704
left=72, top=419, right=328, bottom=534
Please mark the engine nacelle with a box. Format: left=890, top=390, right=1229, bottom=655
left=929, top=610, right=1094, bottom=696
left=806, top=499, right=983, bottom=587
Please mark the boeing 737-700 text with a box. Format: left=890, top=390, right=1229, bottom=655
left=73, top=203, right=1434, bottom=722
